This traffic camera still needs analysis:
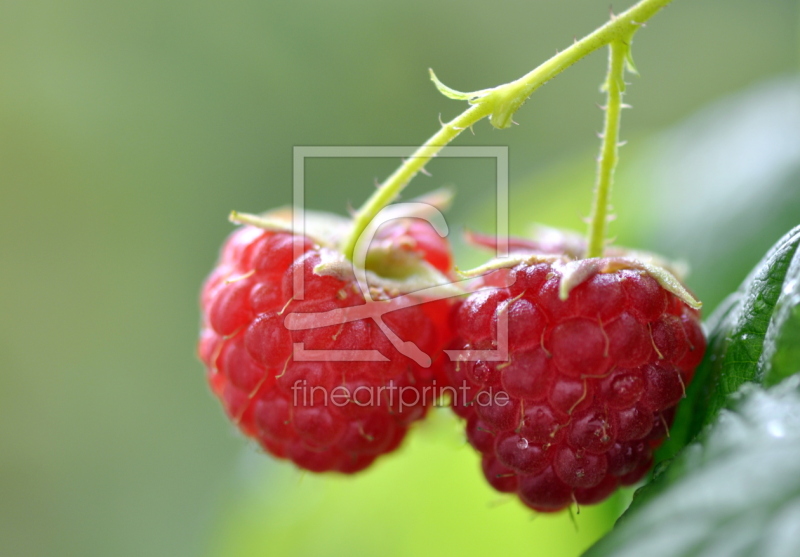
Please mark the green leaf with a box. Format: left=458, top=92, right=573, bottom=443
left=583, top=225, right=800, bottom=556
left=583, top=376, right=800, bottom=557
left=660, top=225, right=800, bottom=458
left=760, top=243, right=800, bottom=387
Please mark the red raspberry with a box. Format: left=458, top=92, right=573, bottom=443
left=199, top=223, right=454, bottom=473
left=445, top=260, right=704, bottom=511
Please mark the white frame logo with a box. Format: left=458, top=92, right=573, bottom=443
left=285, top=146, right=513, bottom=367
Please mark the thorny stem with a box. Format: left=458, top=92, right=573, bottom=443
left=341, top=0, right=673, bottom=261
left=342, top=104, right=490, bottom=260
left=586, top=41, right=628, bottom=259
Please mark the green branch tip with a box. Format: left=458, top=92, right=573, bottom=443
left=342, top=0, right=674, bottom=262
left=429, top=68, right=530, bottom=130
left=429, top=69, right=490, bottom=101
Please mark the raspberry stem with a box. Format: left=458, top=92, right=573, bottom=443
left=342, top=103, right=491, bottom=261
left=341, top=0, right=674, bottom=262
left=586, top=41, right=629, bottom=259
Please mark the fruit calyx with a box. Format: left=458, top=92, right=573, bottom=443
left=229, top=188, right=462, bottom=300
left=460, top=229, right=701, bottom=310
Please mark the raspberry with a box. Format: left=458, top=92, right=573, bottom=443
left=446, top=259, right=704, bottom=512
left=199, top=222, right=454, bottom=473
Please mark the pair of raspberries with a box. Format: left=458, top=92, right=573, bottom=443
left=198, top=218, right=704, bottom=512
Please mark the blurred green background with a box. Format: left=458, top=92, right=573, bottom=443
left=1, top=1, right=799, bottom=556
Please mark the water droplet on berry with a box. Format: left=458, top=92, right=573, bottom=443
left=517, top=437, right=529, bottom=450
left=473, top=361, right=491, bottom=382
